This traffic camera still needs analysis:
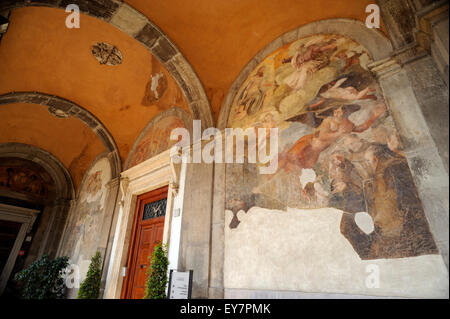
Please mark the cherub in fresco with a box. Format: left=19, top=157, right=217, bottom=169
left=277, top=102, right=387, bottom=173
left=307, top=77, right=377, bottom=111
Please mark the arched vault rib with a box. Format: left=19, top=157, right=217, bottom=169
left=0, top=0, right=214, bottom=128
left=0, top=91, right=121, bottom=179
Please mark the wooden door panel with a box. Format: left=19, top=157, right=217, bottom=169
left=130, top=220, right=164, bottom=299
left=122, top=186, right=168, bottom=299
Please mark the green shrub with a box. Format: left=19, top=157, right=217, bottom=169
left=143, top=242, right=169, bottom=299
left=14, top=254, right=69, bottom=299
left=77, top=251, right=102, bottom=299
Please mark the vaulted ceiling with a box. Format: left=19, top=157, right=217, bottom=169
left=0, top=0, right=385, bottom=191
left=127, top=0, right=385, bottom=119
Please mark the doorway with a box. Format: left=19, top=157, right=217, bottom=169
left=0, top=203, right=39, bottom=295
left=121, top=186, right=168, bottom=299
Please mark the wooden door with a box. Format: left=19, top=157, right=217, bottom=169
left=122, top=186, right=168, bottom=299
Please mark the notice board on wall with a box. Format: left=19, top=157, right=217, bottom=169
left=168, top=270, right=193, bottom=299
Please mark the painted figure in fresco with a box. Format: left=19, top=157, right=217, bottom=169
left=268, top=38, right=338, bottom=113
left=277, top=102, right=387, bottom=173
left=142, top=69, right=168, bottom=106
left=336, top=50, right=364, bottom=73
left=236, top=66, right=270, bottom=118
left=327, top=135, right=438, bottom=259
left=307, top=77, right=377, bottom=110
left=0, top=167, right=46, bottom=196
left=282, top=38, right=338, bottom=90
left=130, top=116, right=186, bottom=167
left=328, top=152, right=366, bottom=213
left=130, top=139, right=150, bottom=167
left=226, top=34, right=440, bottom=263
left=247, top=111, right=278, bottom=156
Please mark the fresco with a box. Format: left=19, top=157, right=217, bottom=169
left=129, top=115, right=187, bottom=168
left=226, top=34, right=438, bottom=260
left=60, top=156, right=111, bottom=268
left=141, top=55, right=186, bottom=112
left=0, top=166, right=48, bottom=197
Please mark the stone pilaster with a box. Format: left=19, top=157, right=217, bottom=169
left=178, top=161, right=214, bottom=298
left=98, top=177, right=120, bottom=299
left=377, top=0, right=449, bottom=170
left=208, top=163, right=226, bottom=299
left=41, top=198, right=74, bottom=259
left=369, top=57, right=449, bottom=269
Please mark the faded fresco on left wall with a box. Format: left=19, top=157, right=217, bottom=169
left=59, top=156, right=111, bottom=296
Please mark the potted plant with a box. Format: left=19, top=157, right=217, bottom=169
left=143, top=242, right=169, bottom=299
left=14, top=254, right=69, bottom=299
left=77, top=251, right=103, bottom=299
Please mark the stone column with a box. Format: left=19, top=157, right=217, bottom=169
left=414, top=0, right=449, bottom=86
left=35, top=205, right=56, bottom=258
left=55, top=199, right=76, bottom=257
left=178, top=161, right=214, bottom=298
left=369, top=57, right=449, bottom=269
left=377, top=0, right=449, bottom=171
left=42, top=198, right=73, bottom=259
left=103, top=176, right=130, bottom=299
left=208, top=163, right=225, bottom=299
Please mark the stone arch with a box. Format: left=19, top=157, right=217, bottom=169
left=217, top=18, right=393, bottom=129
left=0, top=142, right=74, bottom=201
left=0, top=1, right=214, bottom=127
left=125, top=106, right=192, bottom=170
left=0, top=91, right=122, bottom=179
left=0, top=142, right=76, bottom=267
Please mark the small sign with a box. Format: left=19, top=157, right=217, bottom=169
left=168, top=270, right=193, bottom=299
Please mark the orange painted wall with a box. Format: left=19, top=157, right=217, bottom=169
left=0, top=7, right=190, bottom=166
left=0, top=103, right=105, bottom=189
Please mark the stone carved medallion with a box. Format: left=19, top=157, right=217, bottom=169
left=91, top=42, right=122, bottom=66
